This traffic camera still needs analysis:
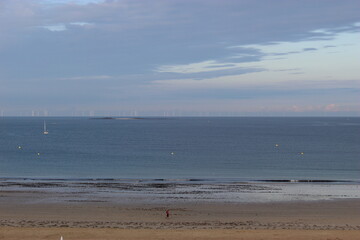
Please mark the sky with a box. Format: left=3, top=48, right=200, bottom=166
left=0, top=0, right=359, bottom=116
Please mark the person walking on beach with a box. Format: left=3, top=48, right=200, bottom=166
left=166, top=209, right=170, bottom=218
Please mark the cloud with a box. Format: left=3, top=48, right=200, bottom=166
left=69, top=21, right=92, bottom=26
left=42, top=24, right=67, bottom=31
left=152, top=24, right=359, bottom=84
left=323, top=45, right=336, bottom=48
left=156, top=59, right=262, bottom=74
left=59, top=75, right=113, bottom=80
left=0, top=0, right=359, bottom=115
left=40, top=0, right=104, bottom=6
left=303, top=47, right=317, bottom=51
left=324, top=104, right=339, bottom=111
left=272, top=68, right=301, bottom=72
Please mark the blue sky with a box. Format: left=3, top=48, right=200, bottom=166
left=0, top=0, right=359, bottom=116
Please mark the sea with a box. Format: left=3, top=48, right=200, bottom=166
left=0, top=117, right=359, bottom=182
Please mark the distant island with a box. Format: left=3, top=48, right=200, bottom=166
left=90, top=117, right=167, bottom=120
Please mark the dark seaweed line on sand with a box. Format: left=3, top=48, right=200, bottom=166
left=0, top=177, right=357, bottom=184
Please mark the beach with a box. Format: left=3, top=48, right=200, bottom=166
left=0, top=200, right=359, bottom=240
left=0, top=180, right=359, bottom=239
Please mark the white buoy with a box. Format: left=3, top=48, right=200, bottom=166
left=60, top=236, right=63, bottom=240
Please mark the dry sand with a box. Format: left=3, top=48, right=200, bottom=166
left=1, top=227, right=360, bottom=240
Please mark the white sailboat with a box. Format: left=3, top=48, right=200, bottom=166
left=43, top=121, right=49, bottom=135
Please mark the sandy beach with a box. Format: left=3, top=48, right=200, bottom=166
left=1, top=181, right=360, bottom=239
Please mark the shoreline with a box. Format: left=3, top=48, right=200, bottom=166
left=1, top=178, right=359, bottom=204
left=1, top=177, right=358, bottom=183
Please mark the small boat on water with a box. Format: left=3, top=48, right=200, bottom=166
left=43, top=121, right=49, bottom=135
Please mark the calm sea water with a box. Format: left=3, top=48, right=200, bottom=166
left=0, top=117, right=359, bottom=181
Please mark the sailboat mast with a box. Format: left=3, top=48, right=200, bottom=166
left=43, top=120, right=48, bottom=134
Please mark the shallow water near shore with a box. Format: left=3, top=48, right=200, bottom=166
left=1, top=178, right=360, bottom=203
